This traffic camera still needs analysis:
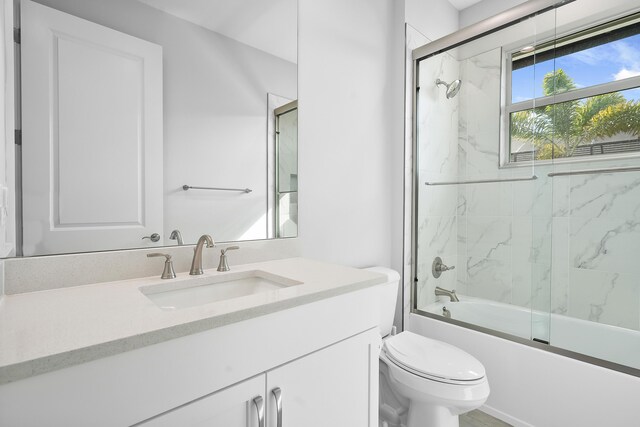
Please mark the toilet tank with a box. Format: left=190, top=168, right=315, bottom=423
left=364, top=267, right=400, bottom=337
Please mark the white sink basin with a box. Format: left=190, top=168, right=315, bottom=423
left=140, top=270, right=303, bottom=310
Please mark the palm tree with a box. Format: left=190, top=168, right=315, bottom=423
left=511, top=69, right=640, bottom=160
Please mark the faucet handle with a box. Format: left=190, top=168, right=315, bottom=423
left=147, top=253, right=176, bottom=279
left=221, top=246, right=240, bottom=255
left=432, top=257, right=455, bottom=278
left=217, top=246, right=239, bottom=272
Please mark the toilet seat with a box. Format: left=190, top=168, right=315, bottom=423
left=383, top=332, right=485, bottom=385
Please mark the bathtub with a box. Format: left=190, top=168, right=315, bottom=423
left=423, top=296, right=640, bottom=370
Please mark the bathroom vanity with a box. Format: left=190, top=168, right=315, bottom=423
left=0, top=258, right=384, bottom=426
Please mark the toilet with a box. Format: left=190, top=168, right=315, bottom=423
left=365, top=267, right=490, bottom=427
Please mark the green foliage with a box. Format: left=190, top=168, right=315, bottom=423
left=576, top=92, right=625, bottom=129
left=588, top=102, right=640, bottom=137
left=542, top=69, right=576, bottom=96
left=511, top=69, right=640, bottom=160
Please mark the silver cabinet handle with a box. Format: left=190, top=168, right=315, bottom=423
left=142, top=233, right=161, bottom=242
left=272, top=387, right=282, bottom=427
left=252, top=395, right=265, bottom=427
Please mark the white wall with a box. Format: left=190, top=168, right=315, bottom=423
left=297, top=0, right=405, bottom=271
left=459, top=0, right=527, bottom=28
left=29, top=0, right=297, bottom=247
left=405, top=0, right=459, bottom=41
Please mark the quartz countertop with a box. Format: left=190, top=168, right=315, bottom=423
left=0, top=258, right=385, bottom=384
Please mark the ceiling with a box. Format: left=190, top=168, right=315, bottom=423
left=448, top=0, right=484, bottom=10
left=136, top=0, right=484, bottom=63
left=137, top=0, right=297, bottom=63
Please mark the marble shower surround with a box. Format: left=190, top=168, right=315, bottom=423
left=414, top=43, right=640, bottom=332
left=414, top=45, right=460, bottom=310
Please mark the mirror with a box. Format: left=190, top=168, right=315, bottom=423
left=13, top=0, right=298, bottom=257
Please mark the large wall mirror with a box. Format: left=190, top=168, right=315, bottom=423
left=10, top=0, right=298, bottom=257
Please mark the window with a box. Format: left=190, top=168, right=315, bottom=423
left=504, top=13, right=640, bottom=164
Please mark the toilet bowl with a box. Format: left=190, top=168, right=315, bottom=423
left=380, top=331, right=490, bottom=427
left=365, top=267, right=490, bottom=427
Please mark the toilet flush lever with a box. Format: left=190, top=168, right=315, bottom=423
left=432, top=257, right=455, bottom=278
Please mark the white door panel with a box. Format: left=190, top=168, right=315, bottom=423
left=21, top=0, right=163, bottom=255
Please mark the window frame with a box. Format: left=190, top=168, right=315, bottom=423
left=500, top=13, right=640, bottom=168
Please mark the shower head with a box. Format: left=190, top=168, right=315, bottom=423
left=435, top=78, right=462, bottom=99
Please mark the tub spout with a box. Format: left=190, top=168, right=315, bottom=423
left=435, top=286, right=460, bottom=302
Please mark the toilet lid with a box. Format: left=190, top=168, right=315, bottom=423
left=383, top=331, right=485, bottom=382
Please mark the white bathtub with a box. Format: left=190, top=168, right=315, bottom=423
left=423, top=297, right=640, bottom=370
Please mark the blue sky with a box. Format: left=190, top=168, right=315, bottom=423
left=511, top=33, right=640, bottom=103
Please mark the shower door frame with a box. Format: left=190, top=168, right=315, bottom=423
left=408, top=0, right=640, bottom=378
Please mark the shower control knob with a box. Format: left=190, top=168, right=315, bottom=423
left=432, top=257, right=455, bottom=278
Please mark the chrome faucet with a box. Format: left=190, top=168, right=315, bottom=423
left=190, top=234, right=214, bottom=275
left=169, top=229, right=183, bottom=245
left=435, top=286, right=460, bottom=302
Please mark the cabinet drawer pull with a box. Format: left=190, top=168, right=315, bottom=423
left=252, top=395, right=265, bottom=427
left=272, top=387, right=282, bottom=427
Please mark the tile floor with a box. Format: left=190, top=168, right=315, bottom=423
left=460, top=410, right=513, bottom=427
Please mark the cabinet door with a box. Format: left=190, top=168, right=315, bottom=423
left=266, top=331, right=377, bottom=427
left=138, top=375, right=265, bottom=427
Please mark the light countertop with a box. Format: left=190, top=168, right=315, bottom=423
left=0, top=258, right=385, bottom=384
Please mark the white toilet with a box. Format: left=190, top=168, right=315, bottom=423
left=366, top=267, right=490, bottom=427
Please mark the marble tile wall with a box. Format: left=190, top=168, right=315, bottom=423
left=415, top=49, right=460, bottom=310
left=552, top=161, right=640, bottom=331
left=415, top=45, right=640, bottom=333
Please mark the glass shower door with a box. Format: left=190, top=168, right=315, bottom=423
left=413, top=10, right=555, bottom=344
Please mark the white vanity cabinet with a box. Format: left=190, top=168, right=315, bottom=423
left=0, top=285, right=381, bottom=427
left=265, top=330, right=375, bottom=427
left=138, top=375, right=265, bottom=427
left=140, top=330, right=375, bottom=427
